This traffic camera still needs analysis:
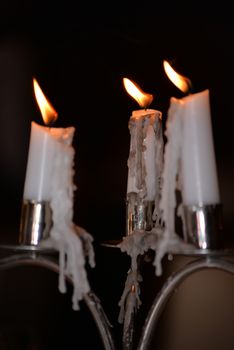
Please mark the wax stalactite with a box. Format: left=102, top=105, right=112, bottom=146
left=124, top=78, right=164, bottom=232
left=154, top=61, right=221, bottom=275
left=127, top=109, right=163, bottom=200
left=22, top=78, right=95, bottom=310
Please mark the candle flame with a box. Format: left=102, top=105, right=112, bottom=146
left=33, top=78, right=58, bottom=125
left=123, top=77, right=153, bottom=108
left=163, top=60, right=192, bottom=94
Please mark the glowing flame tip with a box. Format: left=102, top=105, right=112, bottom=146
left=163, top=60, right=192, bottom=94
left=33, top=78, right=58, bottom=126
left=123, top=77, right=153, bottom=109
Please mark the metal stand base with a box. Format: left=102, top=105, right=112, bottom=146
left=137, top=252, right=234, bottom=350
left=0, top=245, right=116, bottom=350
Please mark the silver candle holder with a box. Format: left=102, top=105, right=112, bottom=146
left=19, top=199, right=52, bottom=246
left=183, top=203, right=223, bottom=250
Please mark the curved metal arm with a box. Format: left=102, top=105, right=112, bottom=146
left=0, top=253, right=116, bottom=350
left=137, top=257, right=234, bottom=350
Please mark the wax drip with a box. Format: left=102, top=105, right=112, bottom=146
left=40, top=127, right=95, bottom=310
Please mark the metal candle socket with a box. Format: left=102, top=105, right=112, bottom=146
left=19, top=200, right=52, bottom=246
left=183, top=204, right=223, bottom=250
left=126, top=199, right=154, bottom=235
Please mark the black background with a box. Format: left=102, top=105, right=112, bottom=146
left=0, top=1, right=234, bottom=349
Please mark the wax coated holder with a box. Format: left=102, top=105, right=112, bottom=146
left=126, top=198, right=155, bottom=235
left=123, top=197, right=155, bottom=349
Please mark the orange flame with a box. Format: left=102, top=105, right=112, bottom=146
left=163, top=60, right=192, bottom=94
left=123, top=78, right=153, bottom=108
left=33, top=78, right=58, bottom=125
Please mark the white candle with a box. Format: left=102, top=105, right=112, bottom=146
left=163, top=61, right=220, bottom=206
left=23, top=122, right=74, bottom=201
left=177, top=89, right=220, bottom=205
left=127, top=109, right=162, bottom=201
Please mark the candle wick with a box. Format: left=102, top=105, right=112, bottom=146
left=186, top=79, right=194, bottom=95
left=48, top=121, right=55, bottom=127
left=47, top=118, right=57, bottom=128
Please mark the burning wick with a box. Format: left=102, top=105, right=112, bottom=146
left=123, top=78, right=153, bottom=109
left=163, top=60, right=193, bottom=95
left=33, top=78, right=58, bottom=127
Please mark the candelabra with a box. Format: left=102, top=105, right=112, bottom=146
left=0, top=196, right=233, bottom=350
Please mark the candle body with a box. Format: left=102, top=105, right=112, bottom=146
left=179, top=90, right=220, bottom=205
left=127, top=109, right=162, bottom=201
left=23, top=121, right=75, bottom=201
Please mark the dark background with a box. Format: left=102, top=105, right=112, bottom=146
left=0, top=1, right=234, bottom=349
